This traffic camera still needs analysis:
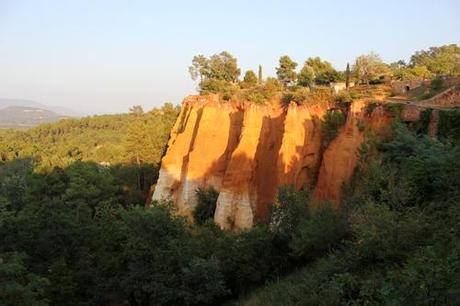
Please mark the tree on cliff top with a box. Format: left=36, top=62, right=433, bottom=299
left=410, top=44, right=460, bottom=76
left=258, top=65, right=263, bottom=84
left=189, top=52, right=241, bottom=83
left=189, top=51, right=241, bottom=98
left=241, top=70, right=258, bottom=88
left=276, top=56, right=298, bottom=87
left=353, top=52, right=388, bottom=85
left=345, top=63, right=351, bottom=88
left=298, top=63, right=315, bottom=88
left=305, top=57, right=340, bottom=85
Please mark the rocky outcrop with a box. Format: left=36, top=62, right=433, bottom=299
left=152, top=95, right=395, bottom=229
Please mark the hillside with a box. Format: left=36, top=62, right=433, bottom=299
left=0, top=106, right=68, bottom=128
left=0, top=98, right=85, bottom=128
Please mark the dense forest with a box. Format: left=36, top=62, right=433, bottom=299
left=0, top=103, right=178, bottom=206
left=1, top=44, right=460, bottom=305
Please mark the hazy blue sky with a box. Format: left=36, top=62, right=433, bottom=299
left=1, top=0, right=459, bottom=114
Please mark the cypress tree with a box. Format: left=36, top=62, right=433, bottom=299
left=258, top=65, right=263, bottom=84
left=345, top=62, right=350, bottom=88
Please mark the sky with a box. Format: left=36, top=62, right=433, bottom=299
left=0, top=0, right=459, bottom=114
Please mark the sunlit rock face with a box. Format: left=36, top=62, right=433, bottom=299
left=152, top=94, right=394, bottom=229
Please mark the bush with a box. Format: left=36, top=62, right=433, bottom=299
left=334, top=91, right=353, bottom=107
left=193, top=186, right=219, bottom=225
left=282, top=87, right=311, bottom=106
left=430, top=77, right=445, bottom=91
left=290, top=203, right=347, bottom=259
left=199, top=79, right=239, bottom=100
left=365, top=101, right=379, bottom=116
left=320, top=109, right=346, bottom=148
left=437, top=109, right=460, bottom=142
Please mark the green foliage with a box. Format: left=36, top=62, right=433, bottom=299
left=241, top=70, right=258, bottom=88
left=384, top=103, right=403, bottom=118
left=282, top=86, right=310, bottom=106
left=430, top=77, right=445, bottom=91
left=193, top=186, right=219, bottom=225
left=276, top=55, right=298, bottom=87
left=320, top=109, right=346, bottom=148
left=305, top=57, right=340, bottom=85
left=297, top=63, right=315, bottom=88
left=334, top=90, right=353, bottom=107
left=258, top=65, right=262, bottom=84
left=290, top=204, right=346, bottom=259
left=411, top=44, right=460, bottom=76
left=365, top=101, right=378, bottom=116
left=0, top=252, right=50, bottom=306
left=245, top=91, right=266, bottom=104
left=414, top=108, right=433, bottom=134
left=189, top=51, right=241, bottom=97
left=243, top=78, right=283, bottom=104
left=437, top=109, right=460, bottom=142
left=269, top=185, right=309, bottom=240
left=0, top=103, right=178, bottom=169
left=345, top=62, right=351, bottom=88
left=353, top=52, right=389, bottom=85
left=391, top=64, right=433, bottom=80
left=199, top=78, right=240, bottom=100
left=189, top=51, right=240, bottom=82
left=283, top=86, right=334, bottom=107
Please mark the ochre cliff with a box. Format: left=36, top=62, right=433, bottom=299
left=152, top=95, right=400, bottom=229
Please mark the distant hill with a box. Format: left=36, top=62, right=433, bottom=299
left=0, top=98, right=85, bottom=118
left=0, top=106, right=69, bottom=129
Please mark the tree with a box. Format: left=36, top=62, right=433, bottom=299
left=0, top=252, right=50, bottom=306
left=189, top=51, right=241, bottom=96
left=391, top=65, right=432, bottom=80
left=129, top=105, right=144, bottom=116
left=241, top=70, right=258, bottom=88
left=410, top=44, right=460, bottom=76
left=258, top=65, right=263, bottom=84
left=305, top=57, right=339, bottom=85
left=345, top=63, right=351, bottom=88
left=193, top=186, right=219, bottom=225
left=189, top=51, right=241, bottom=83
left=276, top=56, right=298, bottom=87
left=189, top=55, right=208, bottom=81
left=353, top=52, right=388, bottom=85
left=298, top=63, right=315, bottom=88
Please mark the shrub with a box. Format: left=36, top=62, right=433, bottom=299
left=365, top=102, right=379, bottom=116
left=199, top=79, right=239, bottom=100
left=290, top=203, right=347, bottom=259
left=193, top=186, right=219, bottom=225
left=384, top=103, right=403, bottom=118
left=269, top=185, right=309, bottom=241
left=414, top=108, right=432, bottom=134
left=430, top=77, right=445, bottom=91
left=320, top=109, right=346, bottom=148
left=262, top=77, right=283, bottom=98
left=437, top=109, right=460, bottom=142
left=282, top=87, right=311, bottom=106
left=241, top=70, right=258, bottom=88
left=335, top=91, right=353, bottom=107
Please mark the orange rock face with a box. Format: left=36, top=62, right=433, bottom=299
left=152, top=95, right=392, bottom=229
